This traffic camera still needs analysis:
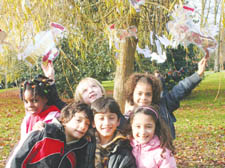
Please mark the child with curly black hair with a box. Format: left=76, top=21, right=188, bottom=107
left=125, top=57, right=208, bottom=139
left=19, top=75, right=60, bottom=139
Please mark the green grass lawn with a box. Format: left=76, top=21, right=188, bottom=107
left=0, top=72, right=224, bottom=167
left=173, top=72, right=225, bottom=167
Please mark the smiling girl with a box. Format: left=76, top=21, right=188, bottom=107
left=129, top=106, right=176, bottom=168
left=20, top=75, right=60, bottom=139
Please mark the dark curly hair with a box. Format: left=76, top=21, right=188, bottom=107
left=59, top=102, right=93, bottom=126
left=129, top=106, right=175, bottom=157
left=19, top=75, right=53, bottom=104
left=125, top=73, right=162, bottom=105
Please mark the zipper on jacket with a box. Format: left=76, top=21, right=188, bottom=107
left=58, top=141, right=88, bottom=168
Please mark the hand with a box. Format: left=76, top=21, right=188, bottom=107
left=197, top=57, right=208, bottom=77
left=204, top=48, right=209, bottom=59
left=41, top=61, right=55, bottom=83
left=32, top=121, right=45, bottom=131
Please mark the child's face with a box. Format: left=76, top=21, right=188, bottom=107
left=133, top=81, right=153, bottom=107
left=24, top=90, right=48, bottom=115
left=64, top=111, right=90, bottom=143
left=80, top=81, right=103, bottom=105
left=132, top=113, right=155, bottom=144
left=93, top=111, right=120, bottom=144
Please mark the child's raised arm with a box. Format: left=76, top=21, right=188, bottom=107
left=41, top=62, right=67, bottom=110
left=41, top=62, right=55, bottom=83
left=197, top=56, right=208, bottom=77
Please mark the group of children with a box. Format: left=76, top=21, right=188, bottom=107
left=6, top=57, right=207, bottom=168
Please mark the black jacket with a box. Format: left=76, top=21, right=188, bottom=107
left=84, top=134, right=136, bottom=168
left=159, top=72, right=202, bottom=138
left=6, top=122, right=88, bottom=168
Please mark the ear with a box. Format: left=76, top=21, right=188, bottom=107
left=117, top=118, right=120, bottom=127
left=43, top=97, right=48, bottom=104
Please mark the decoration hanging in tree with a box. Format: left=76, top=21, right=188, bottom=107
left=18, top=22, right=65, bottom=66
left=129, top=0, right=145, bottom=12
left=0, top=29, right=13, bottom=53
left=108, top=24, right=137, bottom=49
left=0, top=29, right=7, bottom=44
left=136, top=45, right=166, bottom=63
left=167, top=4, right=217, bottom=56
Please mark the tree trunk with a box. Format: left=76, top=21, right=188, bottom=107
left=221, top=26, right=225, bottom=70
left=220, top=1, right=224, bottom=70
left=113, top=38, right=137, bottom=114
left=214, top=52, right=220, bottom=72
left=214, top=1, right=224, bottom=72
left=4, top=70, right=8, bottom=89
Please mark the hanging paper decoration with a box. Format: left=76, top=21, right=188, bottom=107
left=129, top=0, right=145, bottom=12
left=18, top=22, right=65, bottom=66
left=156, top=35, right=174, bottom=48
left=150, top=52, right=167, bottom=63
left=136, top=45, right=151, bottom=58
left=150, top=31, right=154, bottom=45
left=0, top=29, right=13, bottom=51
left=21, top=0, right=31, bottom=13
left=0, top=29, right=7, bottom=44
left=136, top=45, right=167, bottom=63
left=108, top=24, right=137, bottom=49
left=0, top=45, right=3, bottom=53
left=167, top=4, right=217, bottom=55
left=155, top=39, right=162, bottom=56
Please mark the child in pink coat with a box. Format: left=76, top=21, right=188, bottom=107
left=19, top=75, right=60, bottom=139
left=129, top=106, right=176, bottom=168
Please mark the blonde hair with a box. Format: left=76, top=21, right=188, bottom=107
left=74, top=77, right=106, bottom=102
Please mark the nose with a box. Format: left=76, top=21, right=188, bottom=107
left=103, top=117, right=110, bottom=126
left=27, top=101, right=33, bottom=107
left=139, top=127, right=146, bottom=135
left=88, top=87, right=94, bottom=93
left=140, top=94, right=146, bottom=100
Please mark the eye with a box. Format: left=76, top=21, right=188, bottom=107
left=82, top=89, right=87, bottom=94
left=97, top=117, right=104, bottom=120
left=92, top=84, right=97, bottom=88
left=33, top=99, right=38, bottom=103
left=135, top=125, right=140, bottom=128
left=146, top=124, right=153, bottom=129
left=85, top=122, right=90, bottom=126
left=76, top=119, right=82, bottom=123
left=109, top=116, right=115, bottom=120
left=146, top=93, right=152, bottom=97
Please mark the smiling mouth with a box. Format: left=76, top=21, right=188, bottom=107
left=138, top=135, right=148, bottom=139
left=27, top=109, right=37, bottom=113
left=102, top=127, right=112, bottom=131
left=76, top=130, right=85, bottom=135
left=89, top=94, right=96, bottom=99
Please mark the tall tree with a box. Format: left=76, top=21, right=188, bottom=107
left=1, top=0, right=178, bottom=112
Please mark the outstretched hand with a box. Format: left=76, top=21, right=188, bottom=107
left=41, top=61, right=55, bottom=83
left=32, top=121, right=45, bottom=131
left=197, top=57, right=208, bottom=77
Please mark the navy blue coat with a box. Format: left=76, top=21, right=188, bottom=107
left=159, top=72, right=202, bottom=138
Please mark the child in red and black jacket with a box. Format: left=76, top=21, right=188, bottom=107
left=6, top=102, right=93, bottom=168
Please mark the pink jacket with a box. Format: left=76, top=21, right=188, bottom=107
left=20, top=105, right=60, bottom=139
left=130, top=136, right=176, bottom=168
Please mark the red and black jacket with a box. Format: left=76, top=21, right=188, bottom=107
left=7, top=122, right=88, bottom=168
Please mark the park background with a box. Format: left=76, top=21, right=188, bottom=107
left=0, top=71, right=224, bottom=167
left=0, top=0, right=224, bottom=112
left=0, top=0, right=225, bottom=167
